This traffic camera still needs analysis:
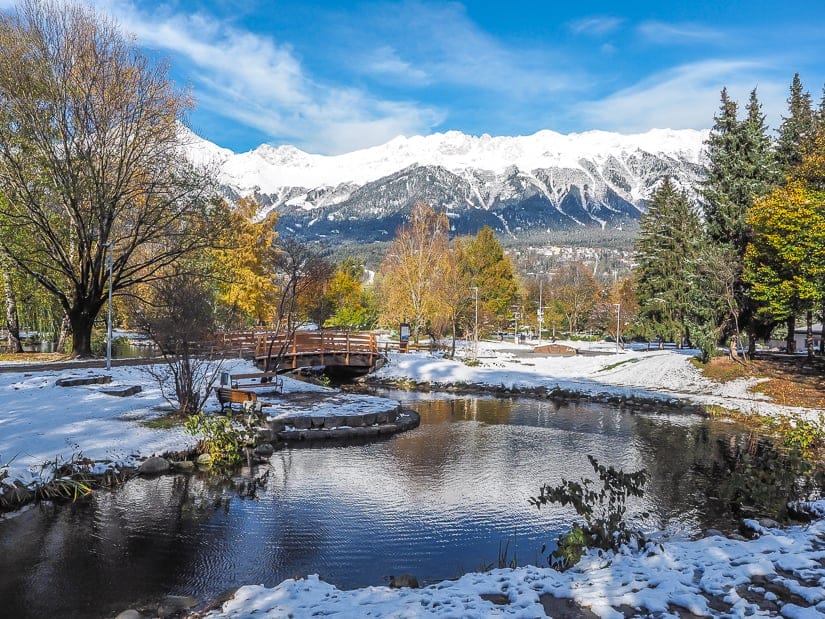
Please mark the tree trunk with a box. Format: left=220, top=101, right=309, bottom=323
left=449, top=318, right=457, bottom=359
left=68, top=301, right=104, bottom=358
left=56, top=313, right=71, bottom=353
left=2, top=267, right=23, bottom=353
left=785, top=315, right=796, bottom=353
left=821, top=301, right=825, bottom=355
left=805, top=310, right=814, bottom=360
left=729, top=335, right=738, bottom=360
left=748, top=333, right=756, bottom=358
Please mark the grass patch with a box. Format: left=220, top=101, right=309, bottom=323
left=598, top=358, right=639, bottom=372
left=694, top=356, right=825, bottom=409
left=0, top=352, right=70, bottom=363
left=141, top=414, right=187, bottom=429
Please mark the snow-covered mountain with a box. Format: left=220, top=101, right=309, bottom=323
left=180, top=127, right=708, bottom=241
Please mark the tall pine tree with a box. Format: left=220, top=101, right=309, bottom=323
left=776, top=73, right=815, bottom=174
left=702, top=88, right=777, bottom=354
left=635, top=178, right=703, bottom=350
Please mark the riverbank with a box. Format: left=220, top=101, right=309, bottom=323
left=3, top=342, right=825, bottom=618
left=0, top=358, right=405, bottom=510
left=197, top=342, right=825, bottom=618
left=368, top=340, right=824, bottom=422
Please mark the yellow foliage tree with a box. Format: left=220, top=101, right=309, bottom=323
left=213, top=197, right=279, bottom=326
left=378, top=203, right=450, bottom=341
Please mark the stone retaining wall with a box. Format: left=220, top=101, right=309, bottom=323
left=264, top=406, right=420, bottom=442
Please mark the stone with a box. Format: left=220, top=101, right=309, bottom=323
left=758, top=518, right=781, bottom=530
left=362, top=413, right=377, bottom=426
left=101, top=385, right=142, bottom=397
left=171, top=460, right=195, bottom=471
left=310, top=417, right=326, bottom=428
left=268, top=420, right=286, bottom=433
left=292, top=417, right=311, bottom=430
left=115, top=611, right=145, bottom=619
left=56, top=375, right=112, bottom=387
left=196, top=453, right=214, bottom=466
left=539, top=593, right=599, bottom=619
left=345, top=415, right=363, bottom=428
left=157, top=595, right=198, bottom=618
left=254, top=443, right=274, bottom=457
left=389, top=573, right=419, bottom=589
left=704, top=529, right=724, bottom=538
left=138, top=456, right=171, bottom=475
left=480, top=593, right=510, bottom=605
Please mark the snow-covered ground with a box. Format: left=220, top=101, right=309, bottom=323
left=211, top=513, right=825, bottom=618
left=2, top=342, right=824, bottom=618
left=373, top=339, right=823, bottom=422
left=0, top=358, right=397, bottom=489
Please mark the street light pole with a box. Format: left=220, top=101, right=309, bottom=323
left=537, top=278, right=543, bottom=345
left=613, top=302, right=621, bottom=354
left=106, top=242, right=113, bottom=371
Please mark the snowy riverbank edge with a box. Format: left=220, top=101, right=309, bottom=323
left=206, top=509, right=825, bottom=619
left=200, top=343, right=825, bottom=619
left=2, top=342, right=824, bottom=617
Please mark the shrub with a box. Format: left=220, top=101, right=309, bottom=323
left=530, top=455, right=648, bottom=570
left=184, top=413, right=245, bottom=465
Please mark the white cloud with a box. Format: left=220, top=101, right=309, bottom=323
left=568, top=16, right=624, bottom=36
left=366, top=46, right=431, bottom=85
left=94, top=1, right=442, bottom=154
left=354, top=2, right=580, bottom=97
left=637, top=20, right=722, bottom=44
left=576, top=60, right=788, bottom=133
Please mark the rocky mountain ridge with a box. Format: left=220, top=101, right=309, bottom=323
left=181, top=127, right=709, bottom=242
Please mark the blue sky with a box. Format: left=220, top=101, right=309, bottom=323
left=21, top=1, right=825, bottom=154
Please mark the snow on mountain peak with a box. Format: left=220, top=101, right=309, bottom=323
left=183, top=127, right=709, bottom=195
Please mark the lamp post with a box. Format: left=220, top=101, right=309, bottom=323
left=537, top=278, right=543, bottom=345
left=513, top=310, right=520, bottom=345
left=613, top=302, right=621, bottom=355
left=471, top=286, right=479, bottom=359
left=106, top=242, right=113, bottom=371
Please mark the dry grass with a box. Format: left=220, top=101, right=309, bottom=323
left=696, top=356, right=825, bottom=409
left=0, top=352, right=71, bottom=363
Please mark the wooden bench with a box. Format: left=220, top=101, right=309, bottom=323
left=227, top=371, right=283, bottom=392
left=214, top=387, right=269, bottom=412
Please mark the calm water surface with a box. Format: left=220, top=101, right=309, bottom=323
left=1, top=392, right=758, bottom=618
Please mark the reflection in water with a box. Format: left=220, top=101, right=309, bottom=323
left=0, top=393, right=782, bottom=618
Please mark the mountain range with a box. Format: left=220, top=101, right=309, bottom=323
left=181, top=127, right=709, bottom=242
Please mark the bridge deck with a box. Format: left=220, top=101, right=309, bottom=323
left=251, top=330, right=382, bottom=374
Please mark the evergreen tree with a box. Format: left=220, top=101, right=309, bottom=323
left=702, top=87, right=778, bottom=354
left=635, top=178, right=703, bottom=349
left=776, top=73, right=815, bottom=174
left=703, top=88, right=776, bottom=254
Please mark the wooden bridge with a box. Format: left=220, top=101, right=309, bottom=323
left=247, top=330, right=383, bottom=375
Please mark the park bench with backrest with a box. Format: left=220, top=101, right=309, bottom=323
left=214, top=387, right=272, bottom=413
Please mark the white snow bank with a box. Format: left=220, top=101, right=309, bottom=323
left=209, top=518, right=825, bottom=618
left=372, top=341, right=824, bottom=421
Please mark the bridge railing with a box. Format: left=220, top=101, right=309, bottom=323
left=251, top=330, right=379, bottom=360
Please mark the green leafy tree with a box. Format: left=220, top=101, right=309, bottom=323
left=744, top=183, right=825, bottom=356
left=323, top=258, right=377, bottom=330
left=0, top=0, right=221, bottom=357
left=461, top=226, right=519, bottom=330
left=550, top=262, right=598, bottom=334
